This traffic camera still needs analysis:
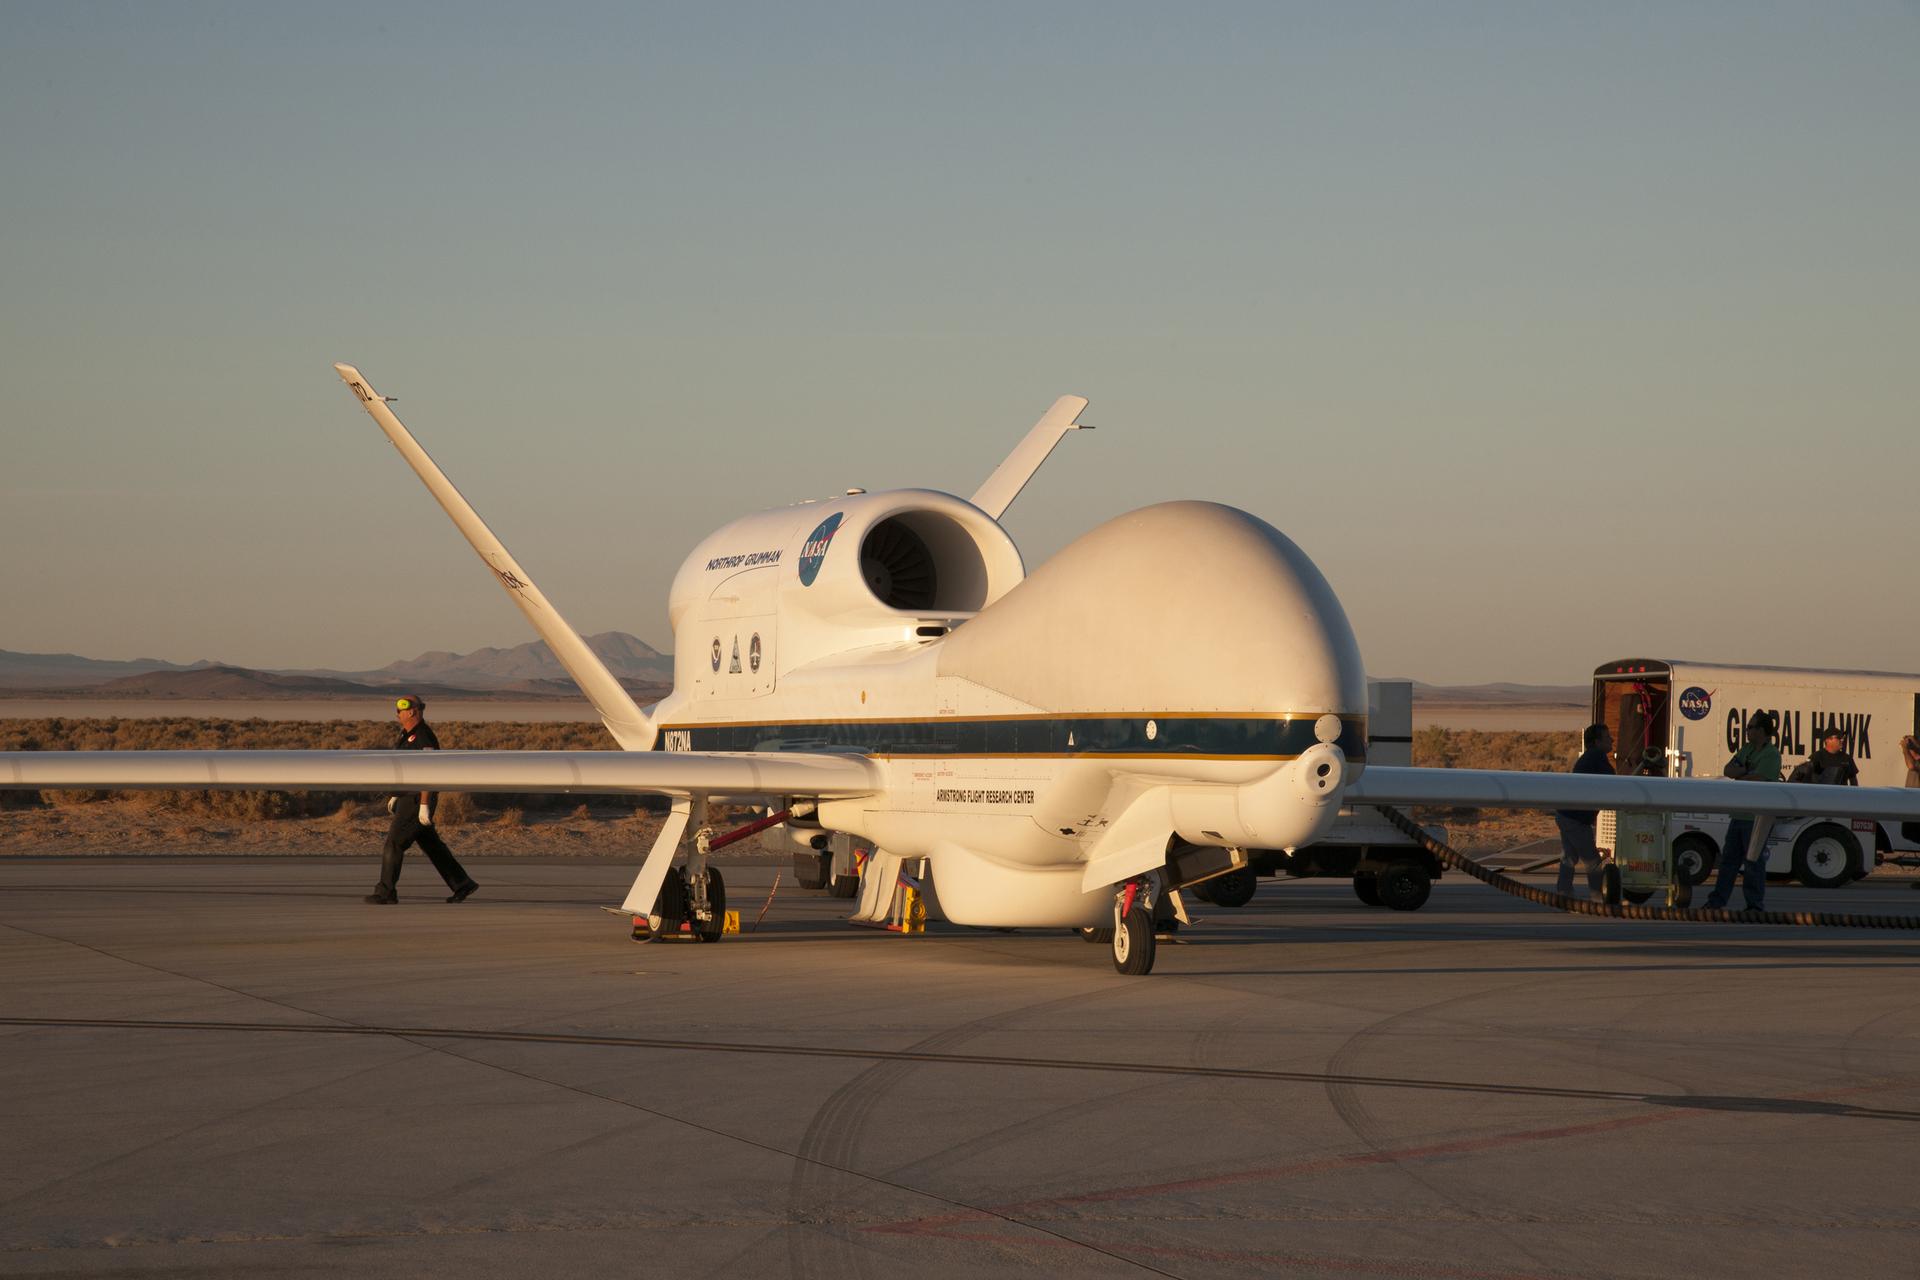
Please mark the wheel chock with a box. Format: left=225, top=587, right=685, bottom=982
left=626, top=910, right=738, bottom=942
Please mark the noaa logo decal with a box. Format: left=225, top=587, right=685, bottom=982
left=797, top=512, right=844, bottom=586
left=1678, top=686, right=1712, bottom=721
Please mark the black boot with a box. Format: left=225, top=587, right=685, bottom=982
left=364, top=889, right=398, bottom=904
left=446, top=881, right=478, bottom=903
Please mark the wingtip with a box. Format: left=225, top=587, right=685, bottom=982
left=333, top=362, right=362, bottom=381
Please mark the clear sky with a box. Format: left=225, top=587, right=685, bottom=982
left=3, top=2, right=1915, bottom=684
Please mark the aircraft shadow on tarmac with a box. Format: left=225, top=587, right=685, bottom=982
left=1640, top=1094, right=1920, bottom=1122
left=6, top=1014, right=1918, bottom=1125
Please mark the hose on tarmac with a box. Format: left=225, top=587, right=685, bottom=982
left=1370, top=804, right=1920, bottom=931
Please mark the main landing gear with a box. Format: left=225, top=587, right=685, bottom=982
left=629, top=801, right=797, bottom=944
left=636, top=861, right=729, bottom=943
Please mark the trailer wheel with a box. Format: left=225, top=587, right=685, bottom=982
left=1352, top=873, right=1382, bottom=906
left=1375, top=863, right=1431, bottom=911
left=1623, top=888, right=1654, bottom=905
left=1207, top=868, right=1257, bottom=908
left=1600, top=864, right=1622, bottom=906
left=1672, top=835, right=1716, bottom=887
left=1792, top=824, right=1858, bottom=889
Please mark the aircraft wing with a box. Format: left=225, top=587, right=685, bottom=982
left=0, top=750, right=881, bottom=801
left=1348, top=766, right=1920, bottom=822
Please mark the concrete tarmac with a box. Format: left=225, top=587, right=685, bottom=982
left=2, top=858, right=1917, bottom=1279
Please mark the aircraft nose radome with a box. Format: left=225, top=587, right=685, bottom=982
left=938, top=500, right=1367, bottom=718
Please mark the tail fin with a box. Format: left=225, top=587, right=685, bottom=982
left=333, top=363, right=656, bottom=751
left=971, top=395, right=1091, bottom=520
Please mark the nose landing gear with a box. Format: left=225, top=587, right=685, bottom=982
left=1111, top=876, right=1160, bottom=975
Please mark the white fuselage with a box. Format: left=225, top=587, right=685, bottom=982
left=646, top=494, right=1370, bottom=927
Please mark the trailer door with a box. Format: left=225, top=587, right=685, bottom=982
left=1592, top=661, right=1674, bottom=777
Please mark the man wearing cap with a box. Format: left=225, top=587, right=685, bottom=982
left=365, top=695, right=479, bottom=904
left=1704, top=711, right=1782, bottom=912
left=1802, top=726, right=1860, bottom=787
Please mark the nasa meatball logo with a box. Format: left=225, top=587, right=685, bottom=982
left=797, top=512, right=844, bottom=586
left=1678, top=686, right=1712, bottom=721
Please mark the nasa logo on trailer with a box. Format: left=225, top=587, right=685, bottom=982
left=797, top=512, right=844, bottom=586
left=710, top=637, right=722, bottom=672
left=749, top=633, right=761, bottom=673
left=1678, top=686, right=1713, bottom=721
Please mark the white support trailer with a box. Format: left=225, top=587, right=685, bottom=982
left=1591, top=658, right=1920, bottom=888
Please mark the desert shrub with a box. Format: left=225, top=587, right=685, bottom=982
left=494, top=807, right=525, bottom=827
left=1412, top=729, right=1578, bottom=773
left=434, top=792, right=476, bottom=826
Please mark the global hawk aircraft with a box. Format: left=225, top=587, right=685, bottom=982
left=8, top=366, right=1920, bottom=974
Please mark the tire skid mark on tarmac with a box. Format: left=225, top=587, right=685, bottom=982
left=862, top=1072, right=1917, bottom=1256
left=5, top=1015, right=1916, bottom=1120
left=1321, top=973, right=1575, bottom=1276
left=782, top=984, right=1171, bottom=1280
left=874, top=1226, right=1573, bottom=1280
left=0, top=1050, right=430, bottom=1218
left=863, top=1001, right=1256, bottom=1217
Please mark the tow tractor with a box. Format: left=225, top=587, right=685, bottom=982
left=1595, top=809, right=1691, bottom=907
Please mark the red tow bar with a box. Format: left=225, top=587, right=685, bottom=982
left=703, top=808, right=794, bottom=852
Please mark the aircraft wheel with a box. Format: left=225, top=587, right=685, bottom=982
left=1599, top=864, right=1623, bottom=906
left=1375, top=863, right=1431, bottom=911
left=654, top=868, right=689, bottom=932
left=792, top=852, right=828, bottom=891
left=690, top=867, right=727, bottom=943
left=1353, top=873, right=1382, bottom=907
left=1111, top=905, right=1156, bottom=976
left=1186, top=879, right=1218, bottom=905
left=1792, top=824, right=1858, bottom=889
left=829, top=868, right=859, bottom=898
left=1077, top=926, right=1114, bottom=944
left=1208, top=868, right=1257, bottom=908
left=1672, top=835, right=1716, bottom=887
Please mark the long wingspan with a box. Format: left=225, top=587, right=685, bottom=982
left=0, top=750, right=880, bottom=801
left=1349, top=766, right=1920, bottom=822
left=333, top=363, right=656, bottom=751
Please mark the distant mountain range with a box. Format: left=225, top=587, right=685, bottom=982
left=0, top=633, right=674, bottom=699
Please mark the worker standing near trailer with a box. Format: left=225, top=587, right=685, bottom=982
left=1794, top=727, right=1859, bottom=787
left=1554, top=723, right=1614, bottom=899
left=1703, top=711, right=1781, bottom=912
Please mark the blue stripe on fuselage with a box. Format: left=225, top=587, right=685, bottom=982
left=655, top=715, right=1367, bottom=761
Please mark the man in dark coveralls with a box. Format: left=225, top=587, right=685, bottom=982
left=365, top=695, right=479, bottom=904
